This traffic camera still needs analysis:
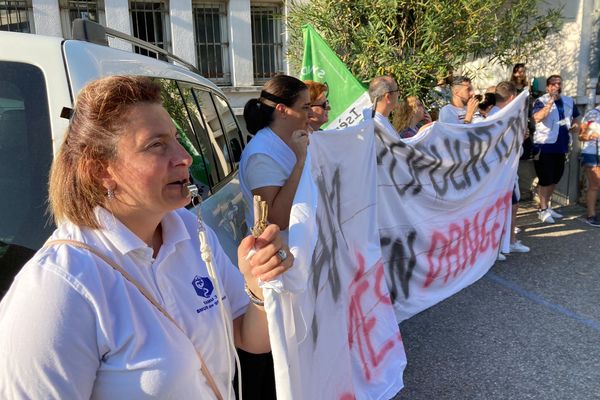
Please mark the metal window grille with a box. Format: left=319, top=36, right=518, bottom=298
left=64, top=0, right=99, bottom=24
left=130, top=1, right=169, bottom=59
left=60, top=0, right=104, bottom=38
left=192, top=2, right=230, bottom=85
left=251, top=5, right=283, bottom=83
left=0, top=0, right=30, bottom=32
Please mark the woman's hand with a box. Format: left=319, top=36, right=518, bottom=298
left=238, top=224, right=294, bottom=283
left=289, top=129, right=309, bottom=163
left=234, top=224, right=292, bottom=352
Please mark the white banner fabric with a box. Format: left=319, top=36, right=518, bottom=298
left=264, top=120, right=406, bottom=400
left=375, top=91, right=529, bottom=322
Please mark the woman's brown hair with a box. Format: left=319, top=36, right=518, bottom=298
left=510, top=63, right=528, bottom=88
left=49, top=75, right=162, bottom=228
left=304, top=80, right=328, bottom=105
left=392, top=96, right=419, bottom=132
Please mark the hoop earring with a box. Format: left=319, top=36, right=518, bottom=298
left=107, top=188, right=115, bottom=200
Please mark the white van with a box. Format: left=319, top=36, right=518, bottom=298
left=0, top=21, right=248, bottom=297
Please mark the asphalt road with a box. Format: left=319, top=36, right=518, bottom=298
left=394, top=202, right=600, bottom=400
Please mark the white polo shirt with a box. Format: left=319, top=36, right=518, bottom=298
left=0, top=207, right=249, bottom=399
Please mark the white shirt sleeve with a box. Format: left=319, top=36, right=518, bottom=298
left=244, top=153, right=289, bottom=191
left=0, top=261, right=100, bottom=399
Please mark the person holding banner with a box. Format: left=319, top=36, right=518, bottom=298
left=241, top=75, right=313, bottom=233
left=0, top=76, right=293, bottom=400
left=239, top=75, right=313, bottom=399
left=531, top=75, right=580, bottom=223
left=369, top=75, right=401, bottom=136
left=494, top=81, right=530, bottom=255
left=305, top=80, right=330, bottom=130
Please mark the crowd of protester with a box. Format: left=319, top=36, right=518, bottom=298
left=0, top=58, right=597, bottom=398
left=384, top=63, right=599, bottom=255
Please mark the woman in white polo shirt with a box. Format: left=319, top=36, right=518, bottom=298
left=0, top=76, right=292, bottom=399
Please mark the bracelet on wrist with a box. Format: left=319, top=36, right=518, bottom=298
left=244, top=283, right=264, bottom=306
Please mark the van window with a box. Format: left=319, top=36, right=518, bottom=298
left=190, top=87, right=234, bottom=181
left=159, top=79, right=212, bottom=199
left=157, top=78, right=243, bottom=194
left=0, top=62, right=53, bottom=297
left=211, top=93, right=245, bottom=165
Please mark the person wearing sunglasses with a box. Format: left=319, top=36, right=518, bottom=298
left=304, top=80, right=330, bottom=131
left=369, top=75, right=401, bottom=137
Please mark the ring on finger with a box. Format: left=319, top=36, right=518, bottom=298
left=276, top=248, right=288, bottom=263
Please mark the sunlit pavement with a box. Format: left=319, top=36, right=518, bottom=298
left=395, top=201, right=600, bottom=400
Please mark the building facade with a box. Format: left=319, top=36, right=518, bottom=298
left=0, top=0, right=289, bottom=125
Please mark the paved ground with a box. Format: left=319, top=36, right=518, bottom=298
left=394, top=201, right=600, bottom=400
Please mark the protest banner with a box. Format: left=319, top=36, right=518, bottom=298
left=298, top=24, right=527, bottom=322
left=374, top=92, right=528, bottom=321
left=300, top=24, right=371, bottom=129
left=263, top=121, right=406, bottom=400
left=270, top=24, right=526, bottom=398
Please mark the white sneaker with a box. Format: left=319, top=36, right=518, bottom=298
left=548, top=207, right=563, bottom=219
left=509, top=240, right=530, bottom=253
left=514, top=226, right=521, bottom=234
left=538, top=209, right=556, bottom=223
left=497, top=253, right=507, bottom=261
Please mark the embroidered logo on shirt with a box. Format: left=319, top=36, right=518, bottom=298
left=192, top=276, right=214, bottom=298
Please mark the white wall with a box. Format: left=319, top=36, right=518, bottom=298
left=170, top=0, right=196, bottom=65
left=229, top=0, right=254, bottom=87
left=104, top=0, right=132, bottom=51
left=31, top=0, right=62, bottom=36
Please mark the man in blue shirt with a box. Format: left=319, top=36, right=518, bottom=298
left=531, top=75, right=580, bottom=223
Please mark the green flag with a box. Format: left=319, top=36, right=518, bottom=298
left=300, top=24, right=372, bottom=129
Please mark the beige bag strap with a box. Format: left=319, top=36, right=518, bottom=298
left=44, top=239, right=224, bottom=400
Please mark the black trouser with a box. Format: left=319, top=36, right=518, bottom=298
left=234, top=350, right=277, bottom=400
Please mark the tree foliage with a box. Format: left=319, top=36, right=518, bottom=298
left=287, top=0, right=563, bottom=100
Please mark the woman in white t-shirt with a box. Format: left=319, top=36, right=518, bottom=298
left=237, top=74, right=313, bottom=399
left=240, top=75, right=314, bottom=232
left=0, top=76, right=292, bottom=399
